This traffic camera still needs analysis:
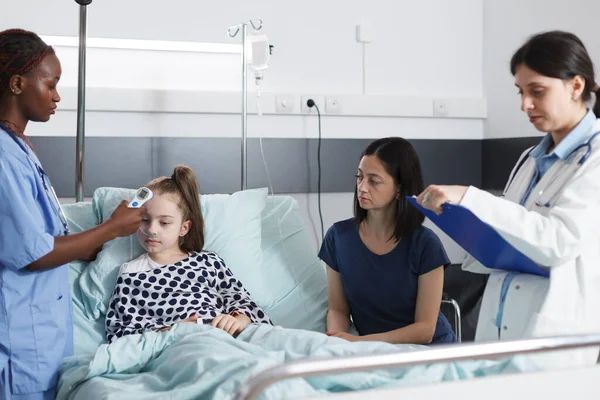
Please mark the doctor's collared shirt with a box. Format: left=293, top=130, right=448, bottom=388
left=0, top=128, right=73, bottom=396
left=520, top=109, right=597, bottom=205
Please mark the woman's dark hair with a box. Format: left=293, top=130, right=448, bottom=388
left=146, top=165, right=204, bottom=253
left=354, top=137, right=425, bottom=241
left=510, top=30, right=600, bottom=115
left=0, top=29, right=53, bottom=94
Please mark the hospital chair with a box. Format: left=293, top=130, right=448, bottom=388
left=441, top=293, right=462, bottom=342
left=442, top=263, right=489, bottom=342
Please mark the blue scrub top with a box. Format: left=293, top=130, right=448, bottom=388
left=319, top=219, right=456, bottom=344
left=0, top=128, right=73, bottom=396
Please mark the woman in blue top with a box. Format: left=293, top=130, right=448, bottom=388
left=319, top=137, right=456, bottom=345
left=0, top=29, right=145, bottom=400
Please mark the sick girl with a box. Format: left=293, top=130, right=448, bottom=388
left=106, top=165, right=272, bottom=343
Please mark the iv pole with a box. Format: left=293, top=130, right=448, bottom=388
left=227, top=19, right=263, bottom=191
left=74, top=0, right=92, bottom=202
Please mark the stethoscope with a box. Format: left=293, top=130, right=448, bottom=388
left=506, top=131, right=600, bottom=208
left=0, top=122, right=70, bottom=236
left=564, top=130, right=599, bottom=165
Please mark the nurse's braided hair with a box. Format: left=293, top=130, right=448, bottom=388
left=511, top=31, right=600, bottom=116
left=0, top=29, right=53, bottom=94
left=145, top=165, right=205, bottom=254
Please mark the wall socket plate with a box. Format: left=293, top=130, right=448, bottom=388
left=325, top=96, right=342, bottom=114
left=433, top=100, right=449, bottom=117
left=275, top=95, right=295, bottom=113
left=302, top=95, right=320, bottom=113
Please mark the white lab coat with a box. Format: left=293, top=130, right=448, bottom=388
left=461, top=119, right=600, bottom=370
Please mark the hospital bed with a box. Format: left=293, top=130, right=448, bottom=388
left=60, top=192, right=600, bottom=399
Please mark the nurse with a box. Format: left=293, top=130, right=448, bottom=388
left=417, top=31, right=600, bottom=368
left=0, top=29, right=146, bottom=399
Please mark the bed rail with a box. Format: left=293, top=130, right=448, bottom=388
left=234, top=333, right=600, bottom=400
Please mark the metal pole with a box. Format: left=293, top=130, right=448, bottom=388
left=241, top=23, right=248, bottom=191
left=228, top=20, right=261, bottom=191
left=75, top=0, right=92, bottom=202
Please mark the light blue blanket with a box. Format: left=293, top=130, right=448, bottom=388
left=58, top=323, right=536, bottom=400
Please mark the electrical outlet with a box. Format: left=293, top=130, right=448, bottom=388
left=433, top=100, right=449, bottom=117
left=275, top=95, right=295, bottom=114
left=302, top=95, right=320, bottom=113
left=325, top=96, right=342, bottom=114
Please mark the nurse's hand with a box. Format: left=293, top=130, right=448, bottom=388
left=106, top=200, right=147, bottom=237
left=417, top=185, right=468, bottom=215
left=79, top=245, right=102, bottom=262
left=27, top=201, right=146, bottom=271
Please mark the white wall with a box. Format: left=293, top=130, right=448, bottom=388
left=7, top=0, right=483, bottom=96
left=6, top=0, right=485, bottom=140
left=483, top=0, right=600, bottom=139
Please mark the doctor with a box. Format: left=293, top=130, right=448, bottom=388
left=417, top=30, right=600, bottom=369
left=0, top=30, right=146, bottom=399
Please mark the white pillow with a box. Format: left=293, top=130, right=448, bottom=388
left=257, top=196, right=328, bottom=332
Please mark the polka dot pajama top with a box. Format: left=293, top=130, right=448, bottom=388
left=105, top=251, right=272, bottom=343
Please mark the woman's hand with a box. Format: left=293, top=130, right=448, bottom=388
left=417, top=185, right=468, bottom=215
left=212, top=312, right=251, bottom=336
left=326, top=332, right=362, bottom=342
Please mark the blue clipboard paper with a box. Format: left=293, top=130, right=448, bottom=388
left=406, top=196, right=549, bottom=277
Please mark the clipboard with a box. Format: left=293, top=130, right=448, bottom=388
left=406, top=196, right=549, bottom=277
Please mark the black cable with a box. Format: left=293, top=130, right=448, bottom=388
left=307, top=99, right=324, bottom=242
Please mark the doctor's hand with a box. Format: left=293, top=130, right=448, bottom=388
left=417, top=185, right=468, bottom=215
left=106, top=200, right=147, bottom=237
left=212, top=313, right=251, bottom=336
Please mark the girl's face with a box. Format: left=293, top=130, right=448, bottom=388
left=137, top=193, right=191, bottom=254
